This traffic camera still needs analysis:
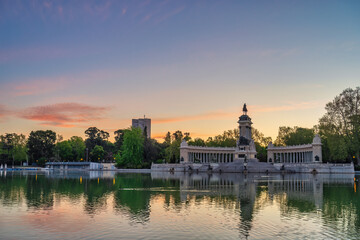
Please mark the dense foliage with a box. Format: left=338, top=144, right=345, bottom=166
left=27, top=130, right=57, bottom=166
left=116, top=127, right=144, bottom=168
left=318, top=87, right=360, bottom=163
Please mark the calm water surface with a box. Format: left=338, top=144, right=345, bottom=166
left=0, top=171, right=359, bottom=239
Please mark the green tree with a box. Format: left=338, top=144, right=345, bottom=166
left=91, top=145, right=105, bottom=162
left=165, top=140, right=181, bottom=163
left=274, top=126, right=314, bottom=146
left=56, top=141, right=73, bottom=161
left=318, top=87, right=360, bottom=164
left=69, top=136, right=86, bottom=161
left=114, top=129, right=125, bottom=151
left=252, top=128, right=272, bottom=147
left=0, top=133, right=27, bottom=166
left=163, top=130, right=185, bottom=163
left=84, top=127, right=110, bottom=151
left=274, top=127, right=293, bottom=146
left=117, top=127, right=144, bottom=168
left=27, top=130, right=57, bottom=164
left=173, top=131, right=183, bottom=142
left=205, top=129, right=239, bottom=147
left=188, top=138, right=206, bottom=146
left=164, top=132, right=171, bottom=145
left=143, top=138, right=161, bottom=167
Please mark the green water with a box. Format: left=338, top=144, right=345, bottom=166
left=0, top=171, right=359, bottom=239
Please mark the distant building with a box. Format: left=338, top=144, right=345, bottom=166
left=132, top=117, right=151, bottom=138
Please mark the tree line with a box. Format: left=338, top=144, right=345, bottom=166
left=1, top=87, right=359, bottom=167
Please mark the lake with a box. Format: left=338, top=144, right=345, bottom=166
left=0, top=171, right=359, bottom=239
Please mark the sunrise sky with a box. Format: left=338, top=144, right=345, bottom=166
left=0, top=0, right=359, bottom=141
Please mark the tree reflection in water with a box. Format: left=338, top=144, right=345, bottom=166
left=0, top=171, right=358, bottom=239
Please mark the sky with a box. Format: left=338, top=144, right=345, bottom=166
left=0, top=0, right=359, bottom=141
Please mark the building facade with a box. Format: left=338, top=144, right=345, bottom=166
left=235, top=104, right=257, bottom=160
left=267, top=134, right=322, bottom=163
left=132, top=117, right=151, bottom=138
left=180, top=104, right=257, bottom=163
left=155, top=104, right=353, bottom=173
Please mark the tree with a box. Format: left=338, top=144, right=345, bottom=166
left=252, top=128, right=272, bottom=147
left=69, top=136, right=86, bottom=161
left=274, top=126, right=314, bottom=146
left=173, top=131, right=183, bottom=142
left=143, top=138, right=161, bottom=167
left=84, top=127, right=109, bottom=151
left=250, top=128, right=272, bottom=162
left=56, top=141, right=73, bottom=161
left=114, top=129, right=125, bottom=151
left=0, top=133, right=27, bottom=166
left=318, top=87, right=360, bottom=163
left=188, top=138, right=206, bottom=147
left=163, top=130, right=185, bottom=163
left=164, top=132, right=171, bottom=145
left=117, top=127, right=144, bottom=168
left=91, top=145, right=105, bottom=162
left=27, top=130, right=57, bottom=164
left=205, top=129, right=239, bottom=147
left=183, top=132, right=191, bottom=141
left=274, top=127, right=293, bottom=146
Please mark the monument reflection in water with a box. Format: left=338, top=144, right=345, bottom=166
left=0, top=171, right=358, bottom=239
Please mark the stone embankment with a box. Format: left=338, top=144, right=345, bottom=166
left=151, top=160, right=355, bottom=174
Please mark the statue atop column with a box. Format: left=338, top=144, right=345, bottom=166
left=235, top=103, right=257, bottom=161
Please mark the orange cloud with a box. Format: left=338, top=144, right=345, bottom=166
left=19, top=103, right=109, bottom=127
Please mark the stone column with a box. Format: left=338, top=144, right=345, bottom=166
left=302, top=152, right=304, bottom=163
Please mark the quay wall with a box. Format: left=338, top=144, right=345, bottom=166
left=151, top=161, right=355, bottom=174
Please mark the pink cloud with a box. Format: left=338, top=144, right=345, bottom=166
left=0, top=104, right=10, bottom=119
left=19, top=103, right=109, bottom=128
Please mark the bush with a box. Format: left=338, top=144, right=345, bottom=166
left=155, top=159, right=164, bottom=164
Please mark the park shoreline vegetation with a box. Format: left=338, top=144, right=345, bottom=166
left=1, top=87, right=359, bottom=168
